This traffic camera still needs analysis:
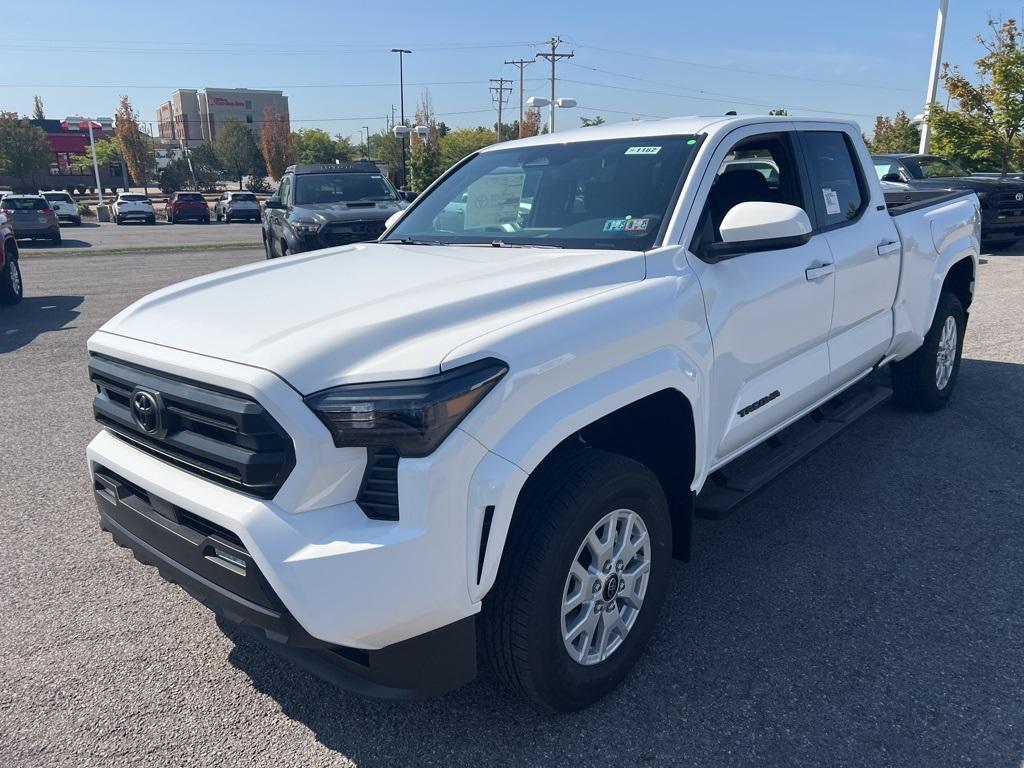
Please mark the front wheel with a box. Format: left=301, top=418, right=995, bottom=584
left=480, top=448, right=672, bottom=710
left=891, top=291, right=965, bottom=411
left=0, top=255, right=23, bottom=305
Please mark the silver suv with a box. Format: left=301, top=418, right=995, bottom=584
left=214, top=191, right=261, bottom=223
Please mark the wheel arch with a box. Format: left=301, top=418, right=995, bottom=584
left=470, top=375, right=701, bottom=604
left=941, top=255, right=975, bottom=313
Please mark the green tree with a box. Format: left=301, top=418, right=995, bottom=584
left=409, top=141, right=444, bottom=191
left=928, top=17, right=1024, bottom=173
left=214, top=118, right=262, bottom=189
left=294, top=128, right=354, bottom=164
left=580, top=115, right=606, bottom=127
left=0, top=112, right=52, bottom=191
left=158, top=158, right=190, bottom=193
left=32, top=95, right=45, bottom=120
left=366, top=130, right=404, bottom=179
left=438, top=127, right=495, bottom=169
left=189, top=142, right=224, bottom=191
left=867, top=110, right=920, bottom=153
left=69, top=137, right=122, bottom=173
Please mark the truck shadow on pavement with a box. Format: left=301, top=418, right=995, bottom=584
left=0, top=295, right=83, bottom=353
left=19, top=239, right=93, bottom=249
left=223, top=357, right=1024, bottom=767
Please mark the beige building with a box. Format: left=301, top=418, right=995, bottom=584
left=156, top=88, right=289, bottom=146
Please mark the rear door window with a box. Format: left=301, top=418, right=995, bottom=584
left=801, top=131, right=867, bottom=228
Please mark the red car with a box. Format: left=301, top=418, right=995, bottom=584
left=165, top=192, right=210, bottom=224
left=0, top=211, right=22, bottom=305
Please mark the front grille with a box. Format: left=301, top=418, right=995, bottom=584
left=320, top=220, right=387, bottom=248
left=89, top=355, right=295, bottom=498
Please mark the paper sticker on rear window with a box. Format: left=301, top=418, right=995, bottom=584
left=625, top=146, right=661, bottom=155
left=822, top=187, right=841, bottom=216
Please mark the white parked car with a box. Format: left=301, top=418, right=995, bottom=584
left=214, top=191, right=261, bottom=223
left=39, top=190, right=81, bottom=226
left=111, top=193, right=156, bottom=225
left=86, top=116, right=980, bottom=709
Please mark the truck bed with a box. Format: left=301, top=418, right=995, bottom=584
left=884, top=188, right=975, bottom=215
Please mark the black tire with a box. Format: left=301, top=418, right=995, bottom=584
left=202, top=216, right=210, bottom=224
left=480, top=448, right=672, bottom=710
left=167, top=213, right=175, bottom=224
left=147, top=216, right=155, bottom=225
left=51, top=231, right=62, bottom=245
left=262, top=233, right=274, bottom=260
left=891, top=291, right=965, bottom=412
left=279, top=239, right=289, bottom=258
left=115, top=216, right=122, bottom=225
left=73, top=217, right=82, bottom=227
left=0, top=252, right=23, bottom=305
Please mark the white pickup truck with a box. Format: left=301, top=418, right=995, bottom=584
left=86, top=116, right=980, bottom=710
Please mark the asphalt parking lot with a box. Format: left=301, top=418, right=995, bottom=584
left=1, top=245, right=1022, bottom=767
left=16, top=217, right=263, bottom=255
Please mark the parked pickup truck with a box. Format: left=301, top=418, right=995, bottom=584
left=87, top=116, right=979, bottom=710
left=873, top=152, right=1020, bottom=246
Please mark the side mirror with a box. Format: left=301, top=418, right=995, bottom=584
left=401, top=190, right=418, bottom=202
left=704, top=201, right=812, bottom=261
left=265, top=198, right=284, bottom=209
left=0, top=213, right=7, bottom=226
left=880, top=172, right=903, bottom=183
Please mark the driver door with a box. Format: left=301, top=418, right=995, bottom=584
left=685, top=127, right=836, bottom=465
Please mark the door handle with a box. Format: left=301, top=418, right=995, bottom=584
left=877, top=241, right=901, bottom=256
left=805, top=263, right=835, bottom=280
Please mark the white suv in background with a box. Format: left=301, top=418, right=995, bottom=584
left=214, top=191, right=261, bottom=223
left=111, top=193, right=156, bottom=225
left=39, top=190, right=81, bottom=226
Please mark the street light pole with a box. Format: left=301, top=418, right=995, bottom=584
left=392, top=48, right=412, bottom=187
left=919, top=0, right=949, bottom=154
left=362, top=125, right=370, bottom=158
left=86, top=118, right=104, bottom=206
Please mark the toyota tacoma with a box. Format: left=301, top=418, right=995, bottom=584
left=87, top=116, right=980, bottom=710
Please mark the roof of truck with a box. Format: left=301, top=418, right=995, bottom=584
left=479, top=114, right=859, bottom=153
left=285, top=162, right=382, bottom=175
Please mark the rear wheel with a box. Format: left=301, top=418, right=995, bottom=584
left=51, top=231, right=62, bottom=245
left=202, top=215, right=210, bottom=224
left=891, top=291, right=965, bottom=411
left=480, top=448, right=672, bottom=710
left=0, top=253, right=23, bottom=305
left=167, top=213, right=175, bottom=224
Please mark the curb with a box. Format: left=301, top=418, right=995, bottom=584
left=18, top=242, right=262, bottom=258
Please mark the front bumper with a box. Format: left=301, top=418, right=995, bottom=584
left=93, top=465, right=476, bottom=699
left=982, top=205, right=1024, bottom=239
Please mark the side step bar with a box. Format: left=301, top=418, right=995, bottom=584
left=695, top=384, right=893, bottom=520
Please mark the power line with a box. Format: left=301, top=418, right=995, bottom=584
left=5, top=79, right=546, bottom=90
left=575, top=43, right=916, bottom=94
left=536, top=37, right=574, bottom=133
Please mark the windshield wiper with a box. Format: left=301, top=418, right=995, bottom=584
left=379, top=237, right=444, bottom=245
left=459, top=240, right=565, bottom=249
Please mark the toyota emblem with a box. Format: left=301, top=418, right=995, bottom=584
left=130, top=389, right=163, bottom=435
left=1015, top=192, right=1023, bottom=202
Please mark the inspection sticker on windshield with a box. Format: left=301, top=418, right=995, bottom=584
left=603, top=218, right=628, bottom=232
left=624, top=217, right=651, bottom=232
left=625, top=146, right=661, bottom=155
left=822, top=187, right=841, bottom=215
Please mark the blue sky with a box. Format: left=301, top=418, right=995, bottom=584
left=0, top=1, right=1010, bottom=139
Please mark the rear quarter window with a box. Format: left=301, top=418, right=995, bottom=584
left=802, top=131, right=867, bottom=228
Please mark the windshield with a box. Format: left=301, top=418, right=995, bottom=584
left=388, top=135, right=697, bottom=250
left=43, top=192, right=73, bottom=203
left=901, top=156, right=966, bottom=179
left=295, top=173, right=397, bottom=205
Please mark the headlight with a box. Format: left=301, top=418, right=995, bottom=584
left=292, top=220, right=321, bottom=235
left=304, top=358, right=508, bottom=457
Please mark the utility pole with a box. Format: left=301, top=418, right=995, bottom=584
left=504, top=58, right=533, bottom=137
left=490, top=78, right=512, bottom=141
left=391, top=48, right=412, bottom=188
left=536, top=37, right=574, bottom=133
left=362, top=125, right=370, bottom=158
left=919, top=0, right=949, bottom=154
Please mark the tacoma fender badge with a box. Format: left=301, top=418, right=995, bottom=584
left=737, top=390, right=780, bottom=418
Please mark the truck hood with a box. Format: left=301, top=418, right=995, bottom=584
left=297, top=200, right=406, bottom=223
left=97, top=242, right=644, bottom=393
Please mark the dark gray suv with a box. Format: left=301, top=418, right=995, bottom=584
left=262, top=163, right=411, bottom=258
